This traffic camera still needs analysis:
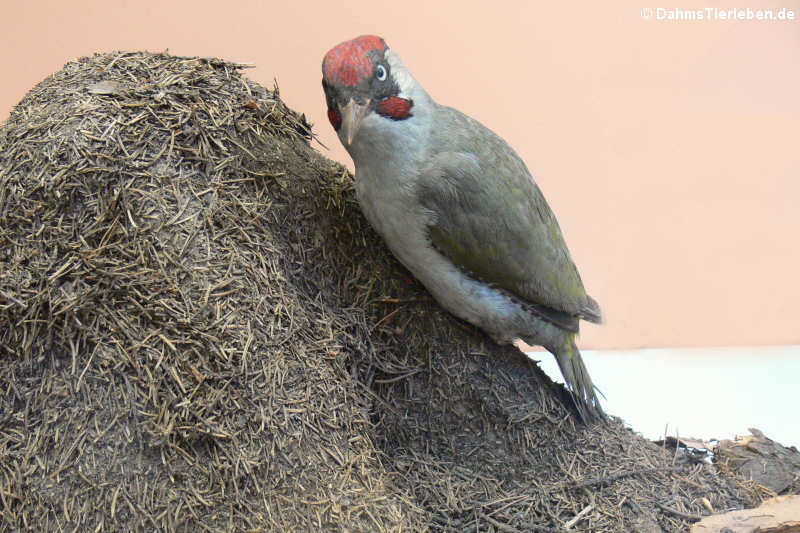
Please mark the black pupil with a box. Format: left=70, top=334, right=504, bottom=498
left=377, top=66, right=385, bottom=79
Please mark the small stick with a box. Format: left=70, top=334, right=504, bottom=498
left=481, top=514, right=564, bottom=533
left=573, top=465, right=684, bottom=489
left=480, top=514, right=523, bottom=533
left=655, top=502, right=703, bottom=522
left=564, top=504, right=593, bottom=529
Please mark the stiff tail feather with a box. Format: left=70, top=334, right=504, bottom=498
left=552, top=335, right=605, bottom=423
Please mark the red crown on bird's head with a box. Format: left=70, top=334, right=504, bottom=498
left=323, top=35, right=387, bottom=87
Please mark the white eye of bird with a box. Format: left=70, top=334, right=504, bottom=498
left=375, top=64, right=387, bottom=81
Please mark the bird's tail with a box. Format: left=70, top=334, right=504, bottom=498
left=552, top=335, right=605, bottom=423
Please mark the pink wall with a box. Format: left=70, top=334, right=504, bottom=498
left=2, top=1, right=798, bottom=349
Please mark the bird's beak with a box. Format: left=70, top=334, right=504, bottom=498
left=340, top=98, right=371, bottom=146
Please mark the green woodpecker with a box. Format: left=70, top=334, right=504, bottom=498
left=322, top=35, right=605, bottom=422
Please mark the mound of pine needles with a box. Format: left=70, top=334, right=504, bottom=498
left=0, top=51, right=749, bottom=532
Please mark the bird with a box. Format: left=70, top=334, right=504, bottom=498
left=321, top=35, right=605, bottom=422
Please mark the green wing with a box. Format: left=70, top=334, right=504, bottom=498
left=417, top=114, right=600, bottom=328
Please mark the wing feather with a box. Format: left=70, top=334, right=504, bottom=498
left=417, top=107, right=600, bottom=325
